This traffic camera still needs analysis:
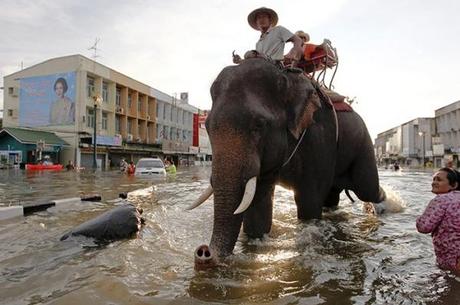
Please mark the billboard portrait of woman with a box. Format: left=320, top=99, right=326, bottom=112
left=49, top=77, right=75, bottom=125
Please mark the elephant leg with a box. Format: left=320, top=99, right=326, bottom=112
left=323, top=187, right=341, bottom=209
left=350, top=153, right=386, bottom=203
left=294, top=184, right=324, bottom=219
left=243, top=180, right=275, bottom=238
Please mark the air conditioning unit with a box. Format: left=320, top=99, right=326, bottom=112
left=146, top=115, right=151, bottom=120
left=127, top=134, right=133, bottom=141
left=136, top=137, right=142, bottom=143
left=116, top=107, right=124, bottom=114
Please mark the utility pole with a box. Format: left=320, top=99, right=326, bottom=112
left=419, top=131, right=425, bottom=168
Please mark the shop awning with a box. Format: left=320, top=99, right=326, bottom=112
left=0, top=127, right=69, bottom=146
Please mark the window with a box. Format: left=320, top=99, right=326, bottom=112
left=102, top=112, right=108, bottom=130
left=163, top=104, right=168, bottom=120
left=156, top=124, right=161, bottom=139
left=8, top=87, right=14, bottom=95
left=170, top=127, right=175, bottom=140
left=128, top=119, right=132, bottom=133
left=87, top=77, right=95, bottom=98
left=128, top=93, right=132, bottom=108
left=115, top=116, right=121, bottom=133
left=8, top=109, right=13, bottom=116
left=87, top=108, right=95, bottom=128
left=156, top=103, right=159, bottom=119
left=102, top=82, right=108, bottom=102
left=138, top=98, right=142, bottom=112
left=116, top=88, right=121, bottom=106
left=163, top=126, right=169, bottom=140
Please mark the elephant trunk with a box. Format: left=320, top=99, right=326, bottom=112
left=194, top=184, right=245, bottom=270
left=194, top=130, right=260, bottom=270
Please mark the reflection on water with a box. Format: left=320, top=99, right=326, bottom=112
left=1, top=167, right=460, bottom=304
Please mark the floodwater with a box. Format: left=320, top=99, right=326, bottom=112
left=1, top=167, right=460, bottom=305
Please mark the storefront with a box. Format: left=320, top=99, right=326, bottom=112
left=0, top=127, right=68, bottom=167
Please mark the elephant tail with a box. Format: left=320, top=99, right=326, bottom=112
left=345, top=189, right=355, bottom=203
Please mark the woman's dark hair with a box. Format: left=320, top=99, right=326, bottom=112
left=439, top=167, right=460, bottom=190
left=54, top=77, right=68, bottom=93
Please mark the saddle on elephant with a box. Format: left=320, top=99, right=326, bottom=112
left=297, top=39, right=338, bottom=74
left=234, top=48, right=349, bottom=108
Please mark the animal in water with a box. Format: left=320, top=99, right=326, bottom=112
left=60, top=203, right=144, bottom=242
left=190, top=58, right=386, bottom=269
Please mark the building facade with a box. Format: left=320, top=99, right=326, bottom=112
left=375, top=100, right=460, bottom=168
left=2, top=54, right=204, bottom=168
left=193, top=110, right=212, bottom=163
left=435, top=100, right=460, bottom=167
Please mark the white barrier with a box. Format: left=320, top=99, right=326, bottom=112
left=0, top=206, right=24, bottom=221
left=0, top=195, right=102, bottom=221
left=53, top=197, right=82, bottom=205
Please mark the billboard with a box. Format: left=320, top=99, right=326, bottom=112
left=19, top=72, right=76, bottom=127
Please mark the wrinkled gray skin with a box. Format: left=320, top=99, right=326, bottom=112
left=60, top=204, right=144, bottom=242
left=195, top=58, right=385, bottom=269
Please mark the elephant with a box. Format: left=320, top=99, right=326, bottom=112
left=190, top=58, right=386, bottom=270
left=60, top=203, right=144, bottom=242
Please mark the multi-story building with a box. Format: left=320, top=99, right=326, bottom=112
left=374, top=126, right=401, bottom=165
left=1, top=54, right=201, bottom=168
left=375, top=117, right=435, bottom=167
left=153, top=90, right=199, bottom=165
left=193, top=110, right=212, bottom=163
left=435, top=100, right=460, bottom=167
left=401, top=117, right=435, bottom=167
left=374, top=99, right=460, bottom=168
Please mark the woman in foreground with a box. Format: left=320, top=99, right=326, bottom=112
left=416, top=167, right=460, bottom=272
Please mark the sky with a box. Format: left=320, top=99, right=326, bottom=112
left=1, top=0, right=459, bottom=140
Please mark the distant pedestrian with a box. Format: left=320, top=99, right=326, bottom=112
left=127, top=161, right=136, bottom=175
left=120, top=158, right=128, bottom=173
left=416, top=167, right=460, bottom=272
left=165, top=160, right=176, bottom=174
left=66, top=160, right=75, bottom=171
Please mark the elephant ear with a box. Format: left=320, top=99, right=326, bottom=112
left=285, top=74, right=321, bottom=139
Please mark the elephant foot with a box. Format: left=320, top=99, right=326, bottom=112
left=194, top=244, right=218, bottom=271
left=363, top=202, right=377, bottom=215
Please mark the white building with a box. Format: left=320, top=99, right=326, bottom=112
left=435, top=100, right=460, bottom=167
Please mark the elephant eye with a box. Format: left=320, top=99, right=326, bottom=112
left=252, top=119, right=267, bottom=132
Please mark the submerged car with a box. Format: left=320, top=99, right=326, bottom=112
left=135, top=158, right=166, bottom=177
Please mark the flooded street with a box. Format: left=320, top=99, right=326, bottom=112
left=1, top=167, right=460, bottom=305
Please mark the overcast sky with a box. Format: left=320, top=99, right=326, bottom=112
left=1, top=0, right=459, bottom=140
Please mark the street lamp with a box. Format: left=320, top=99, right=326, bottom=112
left=93, top=94, right=103, bottom=169
left=418, top=131, right=425, bottom=168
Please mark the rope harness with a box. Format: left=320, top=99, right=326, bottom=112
left=281, top=85, right=339, bottom=168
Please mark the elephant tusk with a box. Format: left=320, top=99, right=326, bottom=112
left=186, top=185, right=214, bottom=210
left=233, top=176, right=257, bottom=215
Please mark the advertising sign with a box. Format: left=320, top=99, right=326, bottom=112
left=433, top=144, right=444, bottom=156
left=93, top=135, right=123, bottom=146
left=19, top=72, right=76, bottom=127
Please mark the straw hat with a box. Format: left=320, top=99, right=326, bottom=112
left=247, top=7, right=278, bottom=30
left=295, top=30, right=310, bottom=42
